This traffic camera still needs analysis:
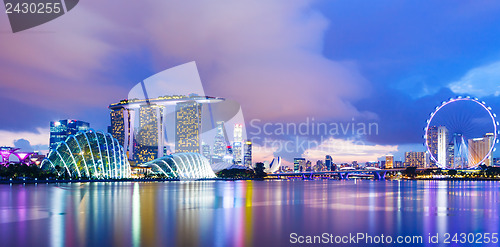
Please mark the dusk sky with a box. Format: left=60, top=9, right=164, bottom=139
left=2, top=0, right=500, bottom=165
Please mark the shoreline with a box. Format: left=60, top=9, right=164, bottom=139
left=0, top=177, right=267, bottom=184
left=1, top=177, right=499, bottom=184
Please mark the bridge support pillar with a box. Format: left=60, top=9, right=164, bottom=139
left=338, top=172, right=349, bottom=180
left=372, top=171, right=386, bottom=180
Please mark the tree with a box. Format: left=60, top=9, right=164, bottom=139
left=254, top=162, right=267, bottom=179
left=217, top=168, right=256, bottom=179
left=448, top=169, right=458, bottom=176
left=403, top=167, right=417, bottom=178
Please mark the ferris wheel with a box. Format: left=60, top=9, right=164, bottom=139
left=424, top=96, right=499, bottom=169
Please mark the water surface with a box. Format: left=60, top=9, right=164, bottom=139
left=0, top=180, right=499, bottom=246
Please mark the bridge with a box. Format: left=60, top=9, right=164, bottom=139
left=267, top=168, right=418, bottom=180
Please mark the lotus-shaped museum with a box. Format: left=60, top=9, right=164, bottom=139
left=145, top=152, right=216, bottom=179
left=41, top=129, right=132, bottom=179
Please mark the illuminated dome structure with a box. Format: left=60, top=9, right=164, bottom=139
left=145, top=152, right=216, bottom=179
left=41, top=129, right=132, bottom=179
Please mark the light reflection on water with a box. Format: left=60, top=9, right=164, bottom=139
left=0, top=180, right=499, bottom=246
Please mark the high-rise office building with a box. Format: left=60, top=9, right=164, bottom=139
left=233, top=124, right=243, bottom=164
left=135, top=105, right=164, bottom=163
left=404, top=151, right=427, bottom=168
left=325, top=155, right=333, bottom=170
left=468, top=133, right=494, bottom=167
left=294, top=158, right=306, bottom=172
left=437, top=126, right=450, bottom=167
left=243, top=140, right=252, bottom=167
left=175, top=101, right=202, bottom=153
left=109, top=109, right=125, bottom=146
left=427, top=126, right=438, bottom=166
left=314, top=160, right=325, bottom=171
left=213, top=121, right=229, bottom=163
left=50, top=119, right=90, bottom=150
left=493, top=157, right=500, bottom=166
left=385, top=155, right=394, bottom=169
left=447, top=140, right=455, bottom=168
left=201, top=142, right=211, bottom=161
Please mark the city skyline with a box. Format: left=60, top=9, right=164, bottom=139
left=2, top=1, right=500, bottom=166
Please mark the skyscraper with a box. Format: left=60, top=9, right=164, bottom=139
left=468, top=133, right=494, bottom=167
left=437, top=126, right=450, bottom=167
left=385, top=155, right=394, bottom=169
left=50, top=119, right=90, bottom=150
left=201, top=142, right=211, bottom=161
left=233, top=124, right=243, bottom=164
left=243, top=140, right=252, bottom=167
left=427, top=126, right=438, bottom=166
left=213, top=121, right=229, bottom=163
left=135, top=105, right=164, bottom=163
left=404, top=152, right=426, bottom=168
left=447, top=140, right=455, bottom=168
left=175, top=101, right=202, bottom=153
left=325, top=155, right=333, bottom=170
left=294, top=158, right=306, bottom=172
left=109, top=108, right=125, bottom=147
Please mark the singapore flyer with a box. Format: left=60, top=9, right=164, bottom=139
left=425, top=96, right=499, bottom=169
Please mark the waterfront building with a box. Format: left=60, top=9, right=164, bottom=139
left=305, top=160, right=312, bottom=171
left=264, top=157, right=281, bottom=173
left=379, top=160, right=386, bottom=168
left=352, top=161, right=358, bottom=168
left=41, top=129, right=131, bottom=179
left=325, top=155, right=333, bottom=170
left=29, top=153, right=46, bottom=166
left=493, top=157, right=500, bottom=166
left=243, top=140, right=252, bottom=167
left=233, top=124, right=243, bottom=164
left=175, top=101, right=202, bottom=153
left=385, top=155, right=394, bottom=169
left=447, top=140, right=455, bottom=168
left=468, top=133, right=494, bottom=167
left=293, top=158, right=306, bottom=172
left=314, top=160, right=326, bottom=171
left=394, top=160, right=403, bottom=168
left=135, top=105, right=163, bottom=163
left=201, top=142, right=211, bottom=161
left=437, top=126, right=450, bottom=167
left=212, top=121, right=229, bottom=163
left=108, top=95, right=223, bottom=164
left=427, top=126, right=438, bottom=166
left=50, top=119, right=90, bottom=150
left=404, top=151, right=426, bottom=168
left=108, top=108, right=126, bottom=148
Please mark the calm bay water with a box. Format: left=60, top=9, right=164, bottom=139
left=0, top=180, right=499, bottom=246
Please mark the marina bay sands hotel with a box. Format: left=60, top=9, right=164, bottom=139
left=108, top=95, right=224, bottom=164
